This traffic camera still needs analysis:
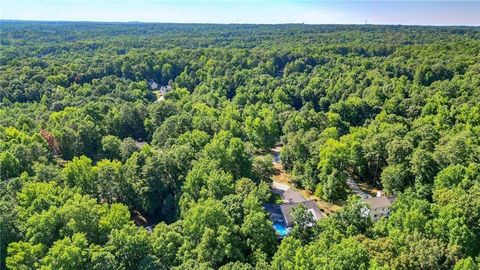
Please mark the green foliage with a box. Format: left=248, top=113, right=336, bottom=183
left=381, top=163, right=411, bottom=194
left=2, top=22, right=480, bottom=269
left=290, top=204, right=316, bottom=243
left=63, top=156, right=96, bottom=196
left=106, top=224, right=152, bottom=269
left=244, top=107, right=280, bottom=149
left=252, top=155, right=275, bottom=182
left=0, top=151, right=20, bottom=179
left=454, top=257, right=479, bottom=270
left=434, top=164, right=467, bottom=189
left=101, top=135, right=122, bottom=160
left=41, top=233, right=90, bottom=270
left=240, top=210, right=277, bottom=257
left=6, top=241, right=44, bottom=270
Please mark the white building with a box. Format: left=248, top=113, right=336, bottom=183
left=364, top=196, right=393, bottom=221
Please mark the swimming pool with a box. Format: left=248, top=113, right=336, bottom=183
left=273, top=223, right=289, bottom=237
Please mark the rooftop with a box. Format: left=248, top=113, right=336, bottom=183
left=280, top=200, right=324, bottom=227
left=365, top=196, right=392, bottom=209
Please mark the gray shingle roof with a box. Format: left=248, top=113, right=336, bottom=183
left=280, top=200, right=324, bottom=227
left=365, top=196, right=392, bottom=209
left=282, top=188, right=306, bottom=203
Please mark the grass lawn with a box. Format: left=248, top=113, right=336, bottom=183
left=270, top=193, right=284, bottom=204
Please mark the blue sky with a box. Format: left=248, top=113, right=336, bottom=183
left=1, top=0, right=479, bottom=25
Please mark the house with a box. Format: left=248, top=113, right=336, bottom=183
left=282, top=188, right=307, bottom=203
left=159, top=85, right=172, bottom=95
left=264, top=200, right=325, bottom=238
left=147, top=80, right=173, bottom=93
left=364, top=195, right=393, bottom=221
left=267, top=179, right=325, bottom=237
left=148, top=80, right=159, bottom=90
left=280, top=200, right=325, bottom=227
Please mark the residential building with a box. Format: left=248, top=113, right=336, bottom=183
left=280, top=200, right=324, bottom=227
left=364, top=195, right=393, bottom=221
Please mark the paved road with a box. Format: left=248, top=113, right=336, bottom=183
left=346, top=177, right=372, bottom=199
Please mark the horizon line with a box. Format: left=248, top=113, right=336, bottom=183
left=1, top=19, right=478, bottom=27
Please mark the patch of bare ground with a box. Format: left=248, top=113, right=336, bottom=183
left=272, top=163, right=290, bottom=185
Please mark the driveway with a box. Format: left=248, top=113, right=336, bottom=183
left=346, top=177, right=372, bottom=199
left=270, top=145, right=307, bottom=203
left=272, top=181, right=289, bottom=191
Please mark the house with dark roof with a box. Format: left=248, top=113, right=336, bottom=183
left=264, top=199, right=325, bottom=238
left=280, top=200, right=324, bottom=227
left=282, top=188, right=307, bottom=204
left=267, top=180, right=326, bottom=237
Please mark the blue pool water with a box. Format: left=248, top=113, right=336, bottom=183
left=273, top=223, right=289, bottom=237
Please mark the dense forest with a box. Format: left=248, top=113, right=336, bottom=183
left=1, top=21, right=480, bottom=269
